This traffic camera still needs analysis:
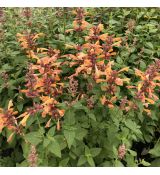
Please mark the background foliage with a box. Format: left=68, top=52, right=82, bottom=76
left=0, top=7, right=160, bottom=167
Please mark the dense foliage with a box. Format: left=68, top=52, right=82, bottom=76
left=0, top=7, right=160, bottom=167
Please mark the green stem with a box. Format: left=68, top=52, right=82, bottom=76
left=63, top=8, right=66, bottom=44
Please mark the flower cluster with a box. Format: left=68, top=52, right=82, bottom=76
left=23, top=8, right=32, bottom=20
left=135, top=60, right=160, bottom=102
left=0, top=100, right=22, bottom=142
left=0, top=100, right=18, bottom=132
left=20, top=49, right=65, bottom=129
left=22, top=8, right=32, bottom=27
left=17, top=32, right=44, bottom=59
left=65, top=24, right=122, bottom=80
left=66, top=8, right=89, bottom=33
left=0, top=7, right=4, bottom=23
left=126, top=60, right=160, bottom=115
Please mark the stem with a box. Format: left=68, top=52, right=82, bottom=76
left=63, top=8, right=66, bottom=44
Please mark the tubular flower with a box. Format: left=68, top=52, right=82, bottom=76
left=85, top=23, right=105, bottom=42
left=0, top=100, right=18, bottom=132
left=96, top=61, right=130, bottom=94
left=64, top=19, right=122, bottom=80
left=64, top=38, right=121, bottom=80
left=21, top=51, right=65, bottom=130
left=23, top=8, right=32, bottom=19
left=0, top=100, right=36, bottom=138
left=135, top=60, right=160, bottom=105
left=17, top=32, right=44, bottom=59
left=66, top=8, right=89, bottom=33
left=99, top=36, right=122, bottom=60
left=0, top=100, right=24, bottom=142
left=97, top=62, right=129, bottom=108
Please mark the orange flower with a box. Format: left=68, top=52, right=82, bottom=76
left=0, top=100, right=18, bottom=132
left=100, top=95, right=117, bottom=108
left=17, top=32, right=44, bottom=59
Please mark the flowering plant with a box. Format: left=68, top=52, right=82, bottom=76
left=0, top=7, right=160, bottom=167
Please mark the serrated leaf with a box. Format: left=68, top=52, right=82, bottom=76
left=88, top=113, right=96, bottom=121
left=48, top=139, right=61, bottom=158
left=47, top=126, right=56, bottom=137
left=145, top=42, right=154, bottom=50
left=84, top=146, right=95, bottom=166
left=64, top=109, right=75, bottom=125
left=43, top=138, right=50, bottom=148
left=77, top=155, right=87, bottom=166
left=24, top=131, right=43, bottom=146
left=90, top=148, right=102, bottom=157
left=64, top=129, right=75, bottom=149
left=149, top=141, right=160, bottom=158
left=86, top=156, right=95, bottom=167
left=59, top=157, right=70, bottom=167
left=75, top=127, right=87, bottom=141
left=125, top=119, right=142, bottom=136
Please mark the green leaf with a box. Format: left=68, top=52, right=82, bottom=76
left=85, top=146, right=95, bottom=166
left=64, top=129, right=76, bottom=149
left=109, top=19, right=120, bottom=25
left=73, top=101, right=83, bottom=109
left=125, top=154, right=137, bottom=167
left=150, top=158, right=160, bottom=167
left=128, top=149, right=137, bottom=157
left=43, top=138, right=50, bottom=148
left=77, top=155, right=87, bottom=166
left=24, top=131, right=43, bottom=146
left=149, top=141, right=160, bottom=158
left=2, top=64, right=12, bottom=71
left=75, top=127, right=87, bottom=141
left=101, top=161, right=113, bottom=167
left=88, top=113, right=96, bottom=121
left=145, top=42, right=154, bottom=50
left=48, top=139, right=61, bottom=158
left=90, top=148, right=102, bottom=157
left=124, top=119, right=142, bottom=136
left=25, top=115, right=37, bottom=129
left=114, top=160, right=124, bottom=167
left=21, top=141, right=30, bottom=158
left=143, top=49, right=153, bottom=55
left=59, top=157, right=70, bottom=167
left=64, top=109, right=75, bottom=125
left=149, top=28, right=158, bottom=33
left=139, top=61, right=146, bottom=70
left=17, top=103, right=23, bottom=112
left=85, top=146, right=91, bottom=155
left=116, top=56, right=123, bottom=64
left=48, top=126, right=56, bottom=137
left=86, top=156, right=95, bottom=167
left=136, top=101, right=144, bottom=114
left=141, top=159, right=151, bottom=167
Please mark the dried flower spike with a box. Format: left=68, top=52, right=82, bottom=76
left=118, top=144, right=126, bottom=159
left=27, top=145, right=38, bottom=167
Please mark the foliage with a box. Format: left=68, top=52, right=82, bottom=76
left=0, top=7, right=160, bottom=167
